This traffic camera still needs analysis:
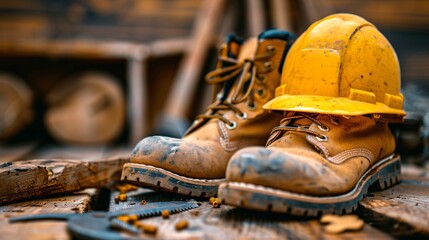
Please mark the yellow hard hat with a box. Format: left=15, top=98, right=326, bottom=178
left=264, top=13, right=406, bottom=120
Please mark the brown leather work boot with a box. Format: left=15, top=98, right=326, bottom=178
left=219, top=113, right=401, bottom=215
left=122, top=30, right=296, bottom=197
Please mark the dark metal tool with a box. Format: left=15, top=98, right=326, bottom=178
left=9, top=201, right=199, bottom=240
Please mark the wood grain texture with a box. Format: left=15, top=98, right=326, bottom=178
left=0, top=156, right=128, bottom=205
left=108, top=187, right=391, bottom=239
left=360, top=164, right=429, bottom=233
left=0, top=189, right=96, bottom=240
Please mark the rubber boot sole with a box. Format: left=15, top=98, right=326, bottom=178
left=218, top=154, right=401, bottom=216
left=121, top=163, right=225, bottom=198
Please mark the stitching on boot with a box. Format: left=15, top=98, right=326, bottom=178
left=327, top=149, right=374, bottom=164
left=218, top=121, right=239, bottom=151
left=307, top=135, right=374, bottom=164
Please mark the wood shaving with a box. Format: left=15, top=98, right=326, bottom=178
left=134, top=222, right=157, bottom=234
left=161, top=209, right=170, bottom=219
left=118, top=193, right=127, bottom=202
left=175, top=220, right=189, bottom=231
left=320, top=214, right=364, bottom=234
left=211, top=198, right=220, bottom=208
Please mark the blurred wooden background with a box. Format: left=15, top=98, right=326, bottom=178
left=0, top=0, right=428, bottom=147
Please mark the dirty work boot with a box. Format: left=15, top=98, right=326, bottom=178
left=218, top=14, right=406, bottom=215
left=121, top=30, right=296, bottom=197
left=219, top=113, right=401, bottom=215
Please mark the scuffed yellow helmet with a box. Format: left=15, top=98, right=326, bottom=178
left=264, top=13, right=406, bottom=121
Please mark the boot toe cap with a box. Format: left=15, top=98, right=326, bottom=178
left=226, top=147, right=342, bottom=195
left=130, top=136, right=229, bottom=179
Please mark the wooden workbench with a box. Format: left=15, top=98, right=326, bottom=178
left=0, top=146, right=428, bottom=239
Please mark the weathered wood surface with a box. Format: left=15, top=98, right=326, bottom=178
left=0, top=189, right=96, bottom=240
left=360, top=164, right=429, bottom=234
left=108, top=187, right=391, bottom=239
left=1, top=163, right=428, bottom=239
left=0, top=154, right=129, bottom=205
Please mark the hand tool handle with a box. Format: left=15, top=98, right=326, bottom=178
left=9, top=213, right=73, bottom=222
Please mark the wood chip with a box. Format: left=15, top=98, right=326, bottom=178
left=118, top=193, right=127, bottom=202
left=117, top=214, right=139, bottom=223
left=134, top=222, right=157, bottom=235
left=117, top=184, right=138, bottom=193
left=161, top=209, right=170, bottom=219
left=320, top=214, right=364, bottom=234
left=211, top=198, right=220, bottom=208
left=175, top=220, right=189, bottom=231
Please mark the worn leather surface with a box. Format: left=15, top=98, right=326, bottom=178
left=226, top=114, right=397, bottom=195
left=131, top=38, right=289, bottom=179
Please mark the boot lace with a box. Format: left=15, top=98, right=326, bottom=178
left=195, top=50, right=274, bottom=128
left=266, top=112, right=339, bottom=146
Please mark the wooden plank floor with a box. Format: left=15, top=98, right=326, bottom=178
left=0, top=189, right=96, bottom=240
left=0, top=146, right=428, bottom=239
left=360, top=164, right=429, bottom=234
left=108, top=188, right=392, bottom=239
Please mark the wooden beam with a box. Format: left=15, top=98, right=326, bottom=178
left=247, top=0, right=266, bottom=36
left=162, top=0, right=225, bottom=136
left=0, top=156, right=128, bottom=205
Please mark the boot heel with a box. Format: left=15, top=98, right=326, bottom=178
left=377, top=174, right=401, bottom=190
left=371, top=156, right=401, bottom=191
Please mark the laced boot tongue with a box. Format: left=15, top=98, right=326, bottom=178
left=236, top=38, right=258, bottom=62
left=222, top=37, right=258, bottom=103
left=228, top=29, right=296, bottom=104
left=184, top=35, right=243, bottom=136
left=266, top=112, right=318, bottom=146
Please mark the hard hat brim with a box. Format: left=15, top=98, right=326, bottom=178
left=263, top=95, right=406, bottom=116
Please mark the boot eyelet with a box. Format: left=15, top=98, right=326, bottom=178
left=264, top=62, right=272, bottom=70
left=266, top=45, right=276, bottom=54
left=246, top=102, right=257, bottom=111
left=256, top=75, right=267, bottom=85
left=226, top=121, right=237, bottom=130
left=318, top=125, right=329, bottom=132
left=316, top=135, right=328, bottom=142
left=256, top=88, right=266, bottom=98
left=236, top=112, right=247, bottom=120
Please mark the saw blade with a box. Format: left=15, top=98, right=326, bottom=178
left=67, top=201, right=200, bottom=239
left=103, top=201, right=199, bottom=236
left=107, top=200, right=200, bottom=219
